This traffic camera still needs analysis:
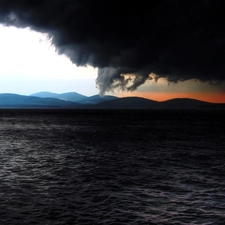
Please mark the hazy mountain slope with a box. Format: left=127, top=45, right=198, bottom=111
left=78, top=95, right=118, bottom=104
left=57, top=92, right=87, bottom=102
left=0, top=94, right=80, bottom=108
left=86, top=97, right=159, bottom=109
left=31, top=92, right=118, bottom=104
left=30, top=92, right=86, bottom=102
left=30, top=92, right=59, bottom=98
left=1, top=94, right=224, bottom=109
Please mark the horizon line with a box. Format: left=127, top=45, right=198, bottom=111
left=0, top=92, right=224, bottom=104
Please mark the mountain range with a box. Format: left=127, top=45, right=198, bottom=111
left=0, top=92, right=223, bottom=109
left=30, top=91, right=118, bottom=104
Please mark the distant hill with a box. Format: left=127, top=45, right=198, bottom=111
left=30, top=91, right=59, bottom=98
left=77, top=95, right=118, bottom=104
left=85, top=97, right=225, bottom=109
left=0, top=93, right=224, bottom=109
left=86, top=97, right=158, bottom=109
left=30, top=91, right=87, bottom=102
left=30, top=92, right=117, bottom=104
left=161, top=98, right=225, bottom=109
left=0, top=93, right=80, bottom=108
left=160, top=98, right=210, bottom=109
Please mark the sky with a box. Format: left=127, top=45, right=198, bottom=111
left=0, top=1, right=224, bottom=103
left=0, top=25, right=99, bottom=96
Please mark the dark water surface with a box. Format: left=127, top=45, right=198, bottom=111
left=0, top=109, right=224, bottom=225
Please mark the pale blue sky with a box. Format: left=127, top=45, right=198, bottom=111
left=0, top=25, right=99, bottom=96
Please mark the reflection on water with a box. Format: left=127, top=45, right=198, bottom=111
left=0, top=109, right=224, bottom=224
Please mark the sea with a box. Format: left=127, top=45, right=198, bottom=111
left=0, top=109, right=224, bottom=225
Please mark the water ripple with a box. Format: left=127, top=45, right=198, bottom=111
left=0, top=109, right=224, bottom=224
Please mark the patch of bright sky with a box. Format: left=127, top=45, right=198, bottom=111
left=137, top=78, right=225, bottom=93
left=0, top=25, right=99, bottom=96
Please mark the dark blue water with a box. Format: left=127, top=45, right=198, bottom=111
left=0, top=109, right=224, bottom=225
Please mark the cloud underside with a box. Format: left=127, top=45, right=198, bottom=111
left=0, top=0, right=225, bottom=94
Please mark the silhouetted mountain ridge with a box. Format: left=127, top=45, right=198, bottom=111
left=30, top=91, right=86, bottom=102
left=30, top=92, right=118, bottom=104
left=86, top=97, right=158, bottom=109
left=77, top=95, right=118, bottom=104
left=86, top=97, right=225, bottom=109
left=0, top=93, right=224, bottom=109
left=0, top=93, right=80, bottom=108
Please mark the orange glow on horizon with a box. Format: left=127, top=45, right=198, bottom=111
left=117, top=92, right=225, bottom=103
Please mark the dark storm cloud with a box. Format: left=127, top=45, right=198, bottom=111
left=0, top=0, right=225, bottom=94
